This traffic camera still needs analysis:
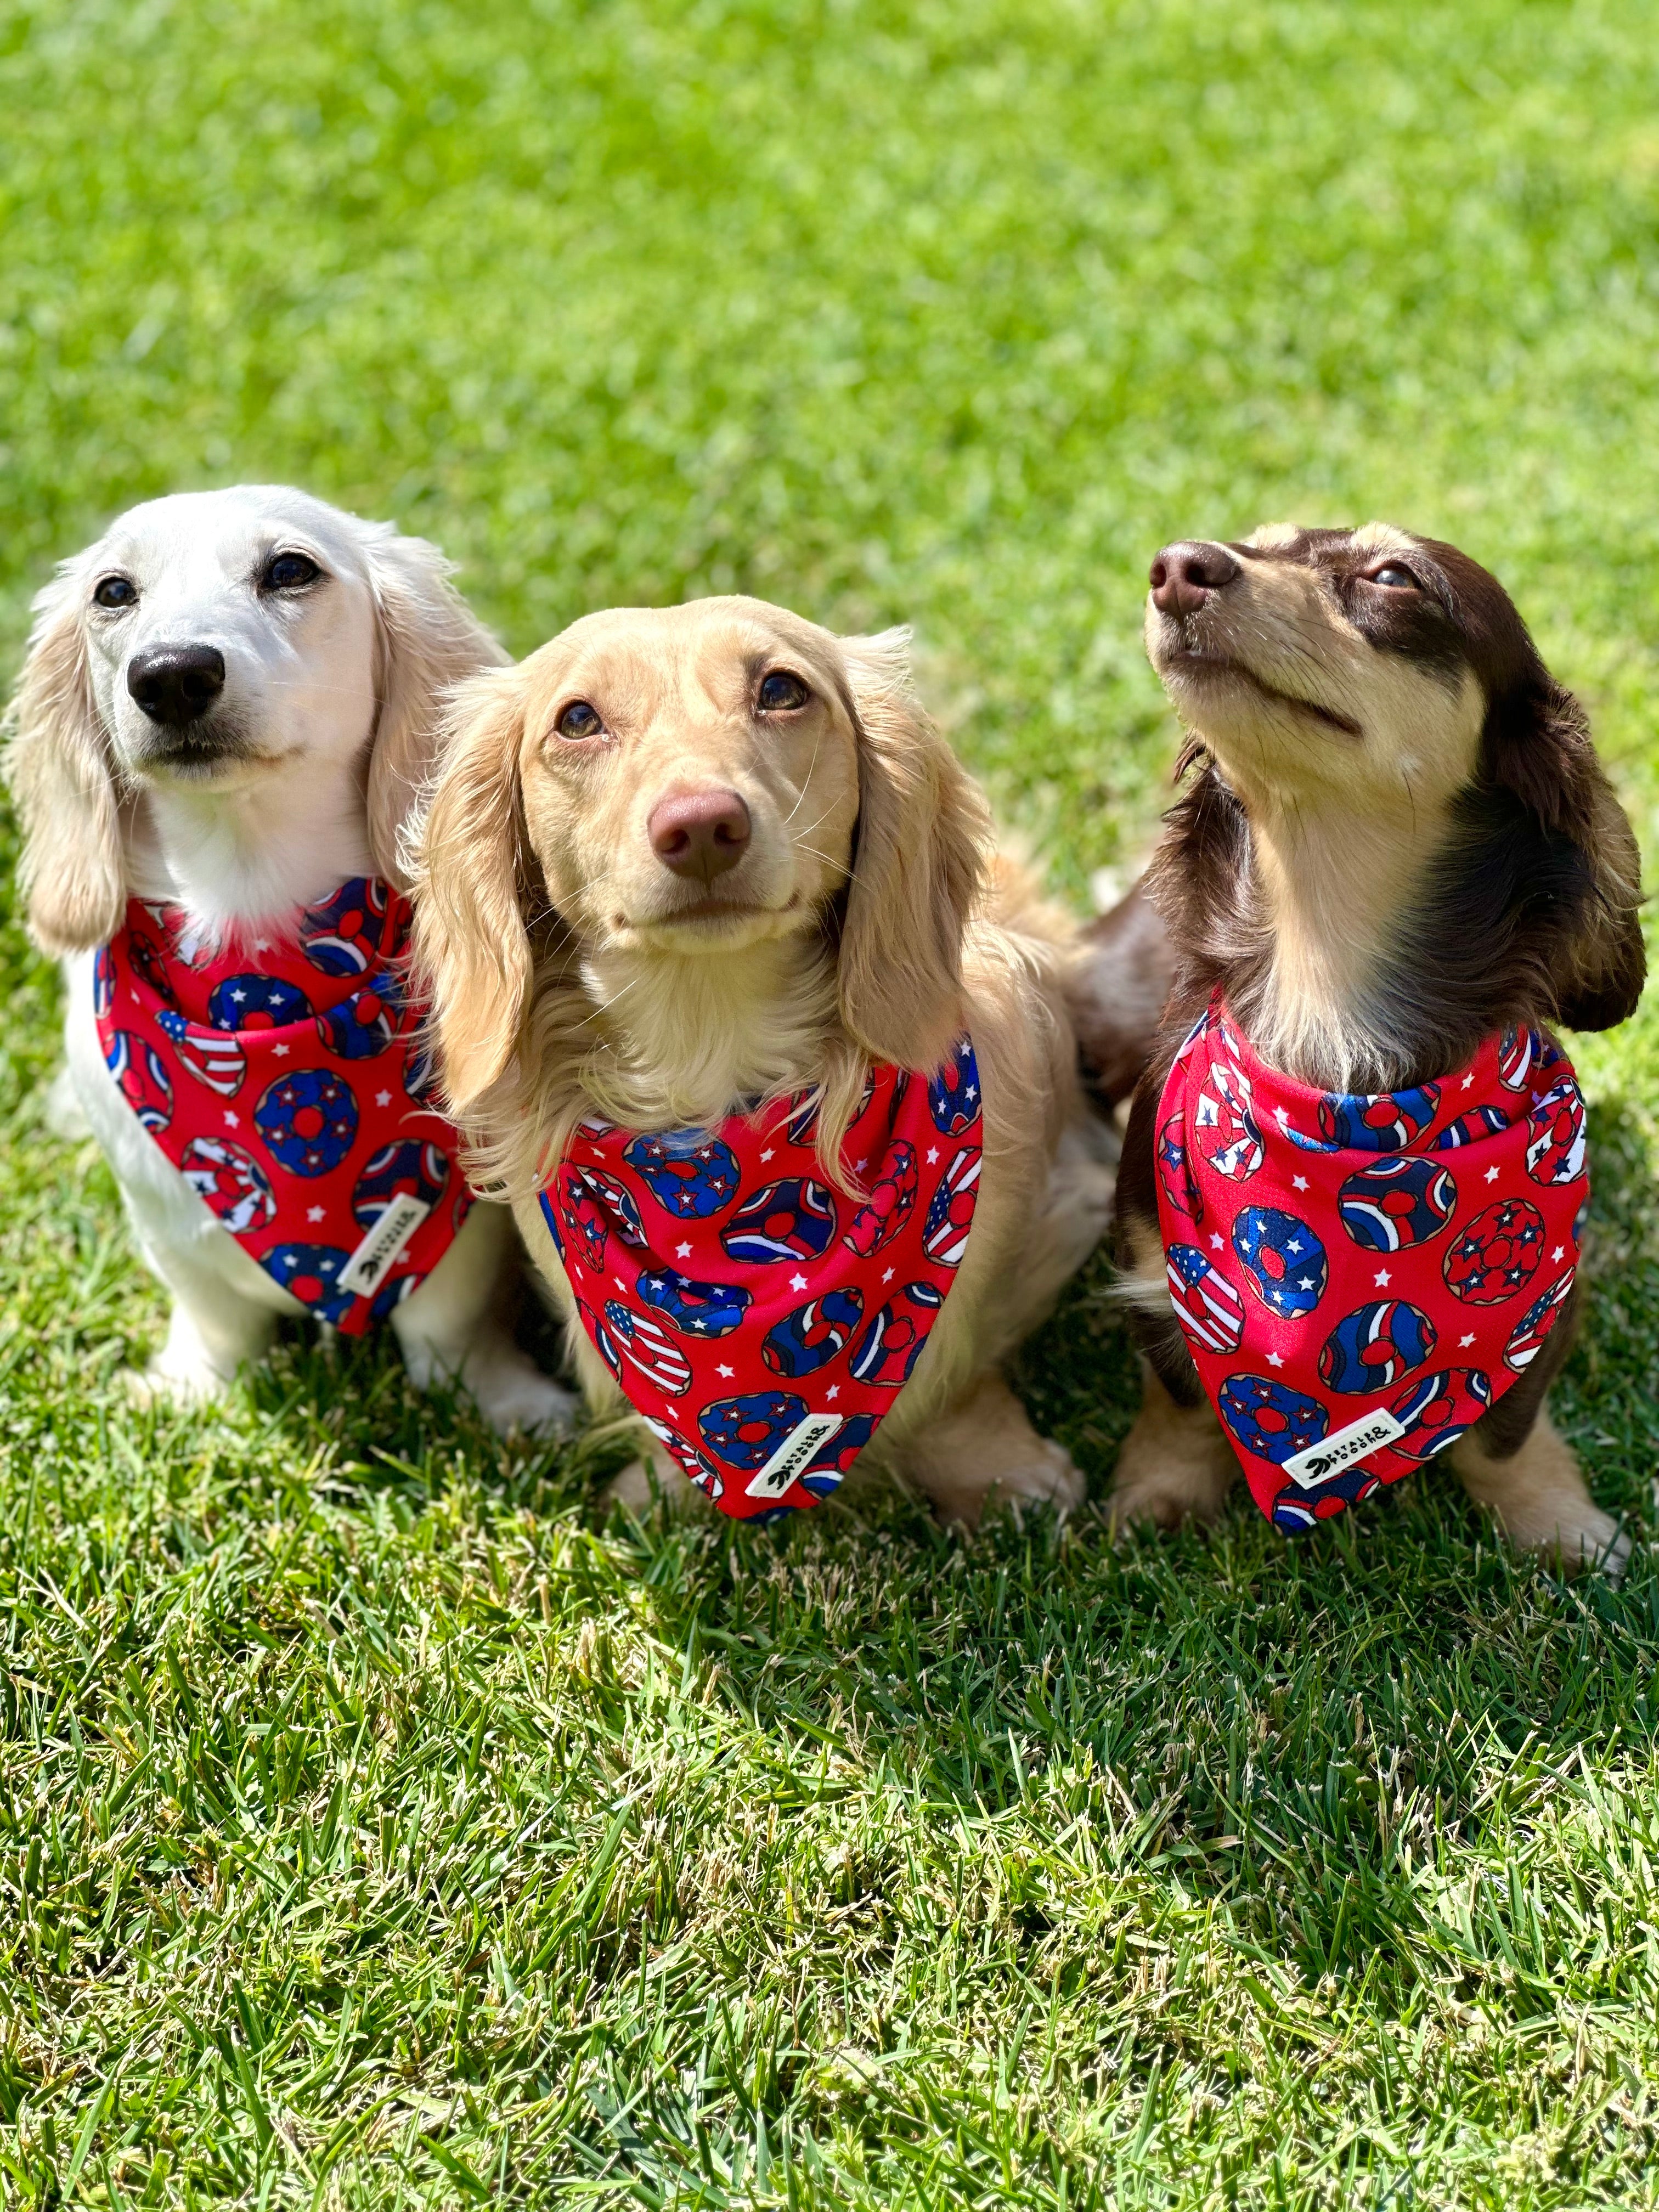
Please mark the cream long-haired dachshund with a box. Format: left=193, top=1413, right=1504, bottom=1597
left=5, top=486, right=573, bottom=1433
left=411, top=597, right=1114, bottom=1525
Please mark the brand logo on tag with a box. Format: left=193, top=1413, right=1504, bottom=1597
left=746, top=1413, right=843, bottom=1500
left=337, top=1193, right=431, bottom=1299
left=1284, top=1407, right=1406, bottom=1487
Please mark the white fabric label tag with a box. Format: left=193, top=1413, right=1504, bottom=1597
left=1283, top=1407, right=1406, bottom=1488
left=746, top=1414, right=843, bottom=1499
left=337, top=1193, right=431, bottom=1299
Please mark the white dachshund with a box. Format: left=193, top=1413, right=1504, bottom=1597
left=6, top=485, right=572, bottom=1433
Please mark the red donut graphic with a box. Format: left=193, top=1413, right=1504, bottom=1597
left=923, top=1146, right=981, bottom=1267
left=1525, top=1079, right=1587, bottom=1187
left=1193, top=1062, right=1263, bottom=1181
left=843, top=1141, right=918, bottom=1257
left=1442, top=1197, right=1545, bottom=1306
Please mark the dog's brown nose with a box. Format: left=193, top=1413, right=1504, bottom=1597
left=648, top=788, right=752, bottom=882
left=1149, top=541, right=1240, bottom=619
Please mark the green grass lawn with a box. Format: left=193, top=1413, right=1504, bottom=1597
left=6, top=1, right=1659, bottom=2203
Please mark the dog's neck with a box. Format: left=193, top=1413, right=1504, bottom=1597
left=122, top=753, right=376, bottom=943
left=575, top=930, right=839, bottom=1132
left=1178, top=760, right=1462, bottom=1095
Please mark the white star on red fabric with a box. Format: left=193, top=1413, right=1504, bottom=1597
left=1210, top=1233, right=1224, bottom=1251
left=224, top=1110, right=239, bottom=1127
left=273, top=1043, right=289, bottom=1058
left=882, top=1267, right=895, bottom=1282
left=1485, top=1165, right=1500, bottom=1183
left=1460, top=1333, right=1476, bottom=1347
left=1267, top=1353, right=1284, bottom=1368
left=1461, top=1073, right=1475, bottom=1090
left=1374, top=1267, right=1391, bottom=1286
left=307, top=1205, right=325, bottom=1222
left=927, top=1147, right=940, bottom=1164
left=1551, top=1245, right=1564, bottom=1261
left=760, top=1148, right=774, bottom=1162
left=376, top=1090, right=393, bottom=1108
left=790, top=1272, right=808, bottom=1290
left=1292, top=1174, right=1308, bottom=1191
left=717, top=1363, right=734, bottom=1378
left=825, top=1385, right=839, bottom=1401
left=676, top=1242, right=692, bottom=1259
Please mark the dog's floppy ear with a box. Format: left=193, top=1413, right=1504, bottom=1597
left=1483, top=672, right=1645, bottom=1031
left=360, top=526, right=507, bottom=888
left=409, top=665, right=535, bottom=1117
left=3, top=563, right=125, bottom=954
left=835, top=629, right=991, bottom=1071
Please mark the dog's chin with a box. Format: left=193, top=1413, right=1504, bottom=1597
left=612, top=890, right=808, bottom=956
left=121, top=724, right=264, bottom=786
left=1152, top=637, right=1361, bottom=741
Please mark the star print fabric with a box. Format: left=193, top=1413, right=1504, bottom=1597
left=1155, top=998, right=1588, bottom=1533
left=95, top=880, right=472, bottom=1334
left=542, top=1040, right=984, bottom=1519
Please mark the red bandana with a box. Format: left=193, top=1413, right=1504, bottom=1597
left=1155, top=999, right=1588, bottom=1532
left=542, top=1040, right=984, bottom=1517
left=94, top=879, right=472, bottom=1334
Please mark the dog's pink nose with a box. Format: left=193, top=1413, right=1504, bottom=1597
left=647, top=788, right=752, bottom=882
left=1149, top=541, right=1240, bottom=619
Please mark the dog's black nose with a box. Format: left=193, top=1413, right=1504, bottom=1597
left=1149, top=542, right=1240, bottom=619
left=127, top=645, right=227, bottom=726
left=648, top=788, right=752, bottom=882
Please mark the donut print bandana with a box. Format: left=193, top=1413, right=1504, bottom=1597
left=95, top=879, right=471, bottom=1334
left=544, top=1040, right=984, bottom=1519
left=1155, top=1000, right=1588, bottom=1533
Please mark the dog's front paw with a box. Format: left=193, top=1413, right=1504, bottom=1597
left=121, top=1355, right=229, bottom=1410
left=461, top=1343, right=578, bottom=1438
left=1105, top=1399, right=1238, bottom=1539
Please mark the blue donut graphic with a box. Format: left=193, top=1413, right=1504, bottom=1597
left=1505, top=1272, right=1575, bottom=1372
left=1339, top=1156, right=1457, bottom=1250
left=561, top=1166, right=647, bottom=1272
left=603, top=1303, right=693, bottom=1396
left=352, top=1139, right=449, bottom=1231
left=538, top=1189, right=565, bottom=1259
left=623, top=1131, right=742, bottom=1219
left=923, top=1146, right=981, bottom=1268
left=636, top=1267, right=751, bottom=1339
left=207, top=973, right=313, bottom=1031
left=255, top=1066, right=359, bottom=1177
left=764, top=1288, right=865, bottom=1377
left=642, top=1415, right=726, bottom=1502
left=1231, top=1204, right=1328, bottom=1319
left=1432, top=1103, right=1511, bottom=1152
left=262, top=1242, right=356, bottom=1321
left=1156, top=1111, right=1202, bottom=1223
left=848, top=1282, right=944, bottom=1389
left=928, top=1038, right=980, bottom=1135
left=802, top=1412, right=877, bottom=1495
left=843, top=1141, right=918, bottom=1257
left=105, top=1030, right=173, bottom=1132
left=181, top=1135, right=276, bottom=1234
left=317, top=981, right=397, bottom=1060
left=721, top=1177, right=838, bottom=1264
left=1442, top=1197, right=1545, bottom=1305
left=699, top=1389, right=810, bottom=1472
left=125, top=927, right=179, bottom=1007
left=299, top=878, right=392, bottom=976
left=1389, top=1367, right=1493, bottom=1463
left=1314, top=1084, right=1441, bottom=1152
left=1318, top=1298, right=1437, bottom=1393
left=156, top=1010, right=247, bottom=1098
left=575, top=1297, right=623, bottom=1380
left=1270, top=1463, right=1384, bottom=1532
left=92, top=945, right=115, bottom=1017
left=1525, top=1079, right=1587, bottom=1187
left=1217, top=1374, right=1328, bottom=1465
left=1498, top=1026, right=1543, bottom=1091
left=402, top=1032, right=444, bottom=1110
left=1166, top=1244, right=1246, bottom=1356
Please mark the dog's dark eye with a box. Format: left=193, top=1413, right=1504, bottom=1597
left=93, top=576, right=137, bottom=609
left=261, top=551, right=321, bottom=592
left=1369, top=564, right=1420, bottom=590
left=555, top=699, right=604, bottom=741
left=758, top=669, right=810, bottom=713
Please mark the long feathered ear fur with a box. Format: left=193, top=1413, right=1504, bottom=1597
left=3, top=562, right=125, bottom=954
left=362, top=527, right=509, bottom=888
left=408, top=664, right=537, bottom=1117
left=835, top=629, right=991, bottom=1072
left=1481, top=670, right=1646, bottom=1032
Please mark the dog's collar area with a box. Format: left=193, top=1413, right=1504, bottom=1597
left=1155, top=995, right=1587, bottom=1534
left=540, top=1040, right=985, bottom=1520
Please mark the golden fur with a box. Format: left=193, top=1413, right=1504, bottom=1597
left=412, top=596, right=1114, bottom=1523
